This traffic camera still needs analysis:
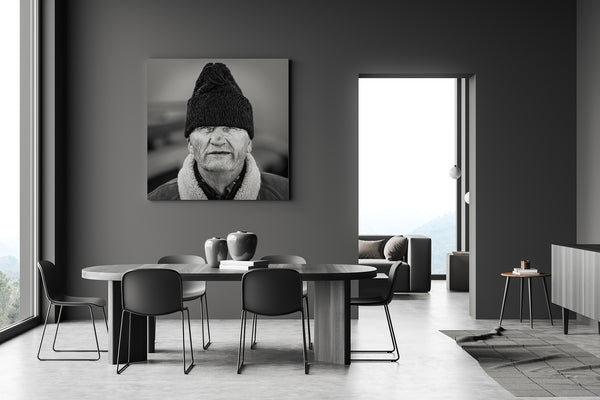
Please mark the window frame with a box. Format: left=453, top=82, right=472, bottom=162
left=0, top=0, right=40, bottom=344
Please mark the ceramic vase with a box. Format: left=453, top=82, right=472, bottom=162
left=227, top=231, right=257, bottom=261
left=205, top=237, right=228, bottom=267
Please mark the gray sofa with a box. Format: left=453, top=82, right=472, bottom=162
left=358, top=235, right=432, bottom=295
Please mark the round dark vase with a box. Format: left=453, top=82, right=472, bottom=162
left=227, top=231, right=258, bottom=261
left=204, top=237, right=228, bottom=267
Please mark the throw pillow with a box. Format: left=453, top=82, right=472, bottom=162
left=358, top=239, right=386, bottom=259
left=384, top=235, right=408, bottom=260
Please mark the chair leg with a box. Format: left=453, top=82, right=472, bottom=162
left=51, top=305, right=107, bottom=354
left=237, top=310, right=247, bottom=374
left=182, top=308, right=195, bottom=374
left=383, top=304, right=400, bottom=362
left=301, top=310, right=309, bottom=374
left=88, top=305, right=102, bottom=360
left=200, top=294, right=212, bottom=350
left=250, top=313, right=258, bottom=349
left=51, top=305, right=63, bottom=351
left=237, top=309, right=310, bottom=375
left=351, top=304, right=399, bottom=362
left=101, top=307, right=109, bottom=331
left=304, top=295, right=313, bottom=350
left=38, top=303, right=105, bottom=361
left=36, top=302, right=53, bottom=361
left=116, top=310, right=130, bottom=374
left=199, top=298, right=205, bottom=349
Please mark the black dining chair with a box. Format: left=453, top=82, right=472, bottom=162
left=350, top=261, right=406, bottom=362
left=116, top=268, right=194, bottom=374
left=237, top=268, right=309, bottom=374
left=36, top=260, right=108, bottom=361
left=158, top=255, right=211, bottom=349
left=258, top=255, right=312, bottom=349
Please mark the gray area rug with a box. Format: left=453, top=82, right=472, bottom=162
left=441, top=329, right=600, bottom=397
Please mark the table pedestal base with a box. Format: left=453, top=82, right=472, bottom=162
left=313, top=280, right=350, bottom=365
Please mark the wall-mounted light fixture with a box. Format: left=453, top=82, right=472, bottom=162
left=449, top=165, right=461, bottom=179
left=464, top=192, right=470, bottom=204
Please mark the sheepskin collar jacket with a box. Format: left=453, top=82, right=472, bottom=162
left=148, top=154, right=288, bottom=201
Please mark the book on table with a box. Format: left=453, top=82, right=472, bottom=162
left=513, top=268, right=539, bottom=275
left=219, top=260, right=269, bottom=270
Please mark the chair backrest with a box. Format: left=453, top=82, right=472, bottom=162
left=121, top=269, right=183, bottom=316
left=385, top=261, right=407, bottom=304
left=37, top=260, right=65, bottom=301
left=260, top=255, right=306, bottom=264
left=158, top=255, right=206, bottom=264
left=241, top=269, right=303, bottom=316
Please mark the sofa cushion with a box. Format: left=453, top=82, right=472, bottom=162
left=384, top=235, right=408, bottom=261
left=358, top=258, right=395, bottom=268
left=358, top=239, right=387, bottom=259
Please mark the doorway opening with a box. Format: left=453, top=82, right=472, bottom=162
left=359, top=76, right=469, bottom=278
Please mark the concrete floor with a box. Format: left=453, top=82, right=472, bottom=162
left=1, top=280, right=600, bottom=400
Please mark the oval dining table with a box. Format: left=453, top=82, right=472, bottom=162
left=82, top=263, right=377, bottom=366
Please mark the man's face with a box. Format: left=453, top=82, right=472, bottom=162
left=188, top=126, right=252, bottom=173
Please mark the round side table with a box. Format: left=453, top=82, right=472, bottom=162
left=498, top=272, right=553, bottom=328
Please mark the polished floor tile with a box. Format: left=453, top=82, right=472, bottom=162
left=1, top=280, right=600, bottom=399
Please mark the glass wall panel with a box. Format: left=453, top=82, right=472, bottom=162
left=0, top=0, right=36, bottom=332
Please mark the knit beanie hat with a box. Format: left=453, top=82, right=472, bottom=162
left=184, top=63, right=254, bottom=139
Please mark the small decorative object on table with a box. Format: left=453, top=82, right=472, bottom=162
left=219, top=259, right=268, bottom=270
left=227, top=231, right=258, bottom=261
left=514, top=260, right=537, bottom=275
left=512, top=268, right=538, bottom=275
left=205, top=237, right=228, bottom=267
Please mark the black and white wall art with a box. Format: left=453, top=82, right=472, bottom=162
left=147, top=59, right=289, bottom=200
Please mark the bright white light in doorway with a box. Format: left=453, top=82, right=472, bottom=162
left=359, top=78, right=456, bottom=235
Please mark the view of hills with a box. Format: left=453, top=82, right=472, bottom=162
left=362, top=212, right=458, bottom=275
left=0, top=255, right=19, bottom=281
left=411, top=212, right=456, bottom=275
left=0, top=240, right=18, bottom=259
left=0, top=254, right=19, bottom=328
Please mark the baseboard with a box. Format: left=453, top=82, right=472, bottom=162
left=0, top=316, right=41, bottom=344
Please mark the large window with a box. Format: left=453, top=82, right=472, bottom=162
left=359, top=77, right=457, bottom=275
left=0, top=0, right=37, bottom=335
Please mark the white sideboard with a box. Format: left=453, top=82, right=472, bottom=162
left=551, top=244, right=600, bottom=334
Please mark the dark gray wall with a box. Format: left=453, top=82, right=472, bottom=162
left=577, top=0, right=600, bottom=243
left=41, top=0, right=57, bottom=323
left=53, top=0, right=576, bottom=319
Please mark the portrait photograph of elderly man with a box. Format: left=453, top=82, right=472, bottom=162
left=147, top=59, right=289, bottom=200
